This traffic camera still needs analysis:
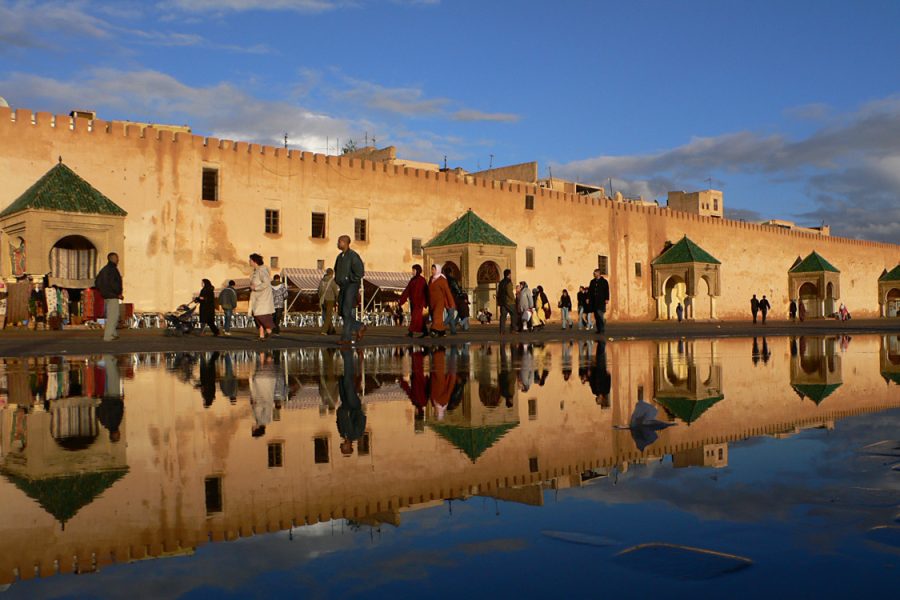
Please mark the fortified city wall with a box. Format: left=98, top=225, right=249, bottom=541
left=0, top=107, right=898, bottom=317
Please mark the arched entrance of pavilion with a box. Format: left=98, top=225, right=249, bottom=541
left=474, top=260, right=501, bottom=314
left=651, top=236, right=721, bottom=321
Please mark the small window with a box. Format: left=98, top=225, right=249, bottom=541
left=354, top=218, right=368, bottom=242
left=316, top=259, right=325, bottom=270
left=265, top=209, right=280, bottom=234
left=598, top=255, right=608, bottom=275
left=529, top=457, right=539, bottom=473
left=202, top=168, right=218, bottom=201
left=637, top=385, right=644, bottom=402
left=204, top=476, right=223, bottom=514
left=528, top=398, right=537, bottom=420
left=270, top=256, right=279, bottom=269
left=713, top=198, right=719, bottom=211
left=526, top=247, right=535, bottom=268
left=557, top=256, right=562, bottom=265
left=358, top=432, right=371, bottom=456
left=314, top=437, right=329, bottom=464
left=311, top=212, right=326, bottom=239
left=525, top=194, right=534, bottom=210
left=267, top=442, right=284, bottom=468
left=634, top=262, right=642, bottom=277
left=412, top=238, right=423, bottom=256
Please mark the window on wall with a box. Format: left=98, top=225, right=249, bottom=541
left=204, top=476, right=223, bottom=514
left=267, top=442, right=284, bottom=468
left=270, top=256, right=279, bottom=269
left=713, top=198, right=719, bottom=210
left=354, top=218, right=368, bottom=242
left=316, top=259, right=325, bottom=270
left=525, top=194, right=535, bottom=210
left=634, top=262, right=642, bottom=277
left=525, top=247, right=535, bottom=268
left=265, top=209, right=280, bottom=234
left=201, top=168, right=218, bottom=201
left=412, top=238, right=423, bottom=256
left=311, top=212, right=326, bottom=239
left=314, top=437, right=329, bottom=464
left=598, top=255, right=609, bottom=275
left=529, top=457, right=539, bottom=473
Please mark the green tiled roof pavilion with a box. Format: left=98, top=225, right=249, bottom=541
left=655, top=395, right=724, bottom=424
left=791, top=383, right=841, bottom=405
left=789, top=251, right=839, bottom=274
left=2, top=468, right=128, bottom=526
left=879, top=265, right=900, bottom=282
left=428, top=422, right=518, bottom=462
left=652, top=236, right=721, bottom=266
left=424, top=210, right=516, bottom=248
left=0, top=162, right=127, bottom=218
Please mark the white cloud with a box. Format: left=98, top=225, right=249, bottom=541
left=159, top=0, right=344, bottom=13
left=0, top=69, right=358, bottom=152
left=452, top=109, right=520, bottom=123
left=338, top=79, right=450, bottom=117
left=552, top=96, right=900, bottom=243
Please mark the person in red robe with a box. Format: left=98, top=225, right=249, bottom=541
left=400, top=349, right=429, bottom=430
left=429, top=348, right=457, bottom=421
left=428, top=263, right=455, bottom=337
left=398, top=264, right=428, bottom=338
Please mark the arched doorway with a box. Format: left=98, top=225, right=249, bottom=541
left=799, top=282, right=819, bottom=318
left=474, top=260, right=501, bottom=314
left=825, top=282, right=836, bottom=317
left=662, top=276, right=686, bottom=320
left=49, top=235, right=98, bottom=283
left=441, top=260, right=461, bottom=281
left=693, top=276, right=712, bottom=320
left=886, top=288, right=900, bottom=317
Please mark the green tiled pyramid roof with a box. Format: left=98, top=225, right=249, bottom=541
left=2, top=468, right=128, bottom=525
left=652, top=236, right=721, bottom=266
left=0, top=162, right=127, bottom=218
left=789, top=251, right=839, bottom=274
left=428, top=422, right=518, bottom=462
left=791, top=383, right=841, bottom=405
left=879, top=265, right=900, bottom=282
left=655, top=395, right=724, bottom=424
left=424, top=210, right=516, bottom=248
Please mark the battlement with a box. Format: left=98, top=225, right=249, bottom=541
left=1, top=105, right=898, bottom=252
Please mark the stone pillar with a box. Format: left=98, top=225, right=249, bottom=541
left=819, top=300, right=826, bottom=319
left=710, top=296, right=717, bottom=320
left=685, top=295, right=694, bottom=320
left=656, top=296, right=666, bottom=320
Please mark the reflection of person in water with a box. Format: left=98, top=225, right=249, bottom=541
left=752, top=337, right=761, bottom=366
left=318, top=348, right=340, bottom=414
left=498, top=344, right=516, bottom=408
left=198, top=351, right=219, bottom=408
left=400, top=349, right=429, bottom=428
left=761, top=337, right=771, bottom=364
left=518, top=344, right=534, bottom=392
left=97, top=354, right=124, bottom=442
left=219, top=353, right=238, bottom=404
left=589, top=341, right=611, bottom=408
left=250, top=353, right=276, bottom=437
left=337, top=349, right=367, bottom=455
left=429, top=348, right=457, bottom=420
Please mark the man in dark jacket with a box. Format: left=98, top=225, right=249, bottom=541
left=334, top=235, right=366, bottom=343
left=588, top=269, right=610, bottom=334
left=497, top=269, right=518, bottom=334
left=751, top=294, right=760, bottom=324
left=759, top=294, right=771, bottom=324
left=95, top=252, right=123, bottom=341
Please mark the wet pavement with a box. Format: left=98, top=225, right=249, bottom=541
left=0, top=334, right=899, bottom=598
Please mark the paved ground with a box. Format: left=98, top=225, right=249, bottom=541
left=0, top=318, right=898, bottom=357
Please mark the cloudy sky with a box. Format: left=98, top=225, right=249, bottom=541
left=1, top=0, right=899, bottom=242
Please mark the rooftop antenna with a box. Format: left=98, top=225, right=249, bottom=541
left=489, top=154, right=494, bottom=170
left=283, top=133, right=288, bottom=149
left=365, top=131, right=368, bottom=147
left=372, top=136, right=376, bottom=147
left=443, top=155, right=448, bottom=169
left=705, top=176, right=713, bottom=189
left=608, top=176, right=614, bottom=198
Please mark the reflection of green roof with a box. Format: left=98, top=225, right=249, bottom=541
left=879, top=265, right=900, bottom=282
left=2, top=468, right=128, bottom=525
left=428, top=422, right=518, bottom=462
left=651, top=236, right=720, bottom=266
left=789, top=251, right=839, bottom=274
left=0, top=162, right=128, bottom=218
left=881, top=372, right=900, bottom=385
left=655, top=395, right=724, bottom=424
left=791, top=383, right=841, bottom=405
left=424, top=210, right=516, bottom=248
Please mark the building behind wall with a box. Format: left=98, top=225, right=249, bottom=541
left=0, top=104, right=898, bottom=319
left=667, top=189, right=724, bottom=218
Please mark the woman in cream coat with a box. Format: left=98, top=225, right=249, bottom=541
left=249, top=253, right=275, bottom=340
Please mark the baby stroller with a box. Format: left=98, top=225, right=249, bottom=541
left=165, top=302, right=197, bottom=336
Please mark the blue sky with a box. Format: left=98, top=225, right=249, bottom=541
left=1, top=0, right=899, bottom=242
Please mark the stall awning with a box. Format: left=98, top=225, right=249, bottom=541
left=365, top=270, right=411, bottom=291
left=281, top=268, right=324, bottom=293
left=216, top=277, right=250, bottom=292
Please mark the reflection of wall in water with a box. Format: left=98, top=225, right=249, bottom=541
left=653, top=339, right=723, bottom=409
left=880, top=335, right=900, bottom=385
left=790, top=337, right=843, bottom=404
